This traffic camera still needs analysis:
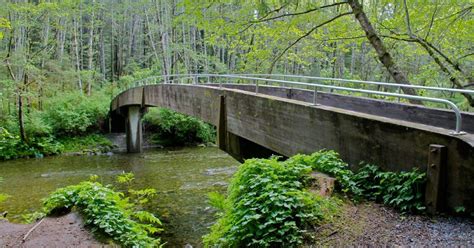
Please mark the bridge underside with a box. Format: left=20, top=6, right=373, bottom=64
left=110, top=83, right=474, bottom=213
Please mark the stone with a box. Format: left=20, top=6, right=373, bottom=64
left=309, top=171, right=336, bottom=197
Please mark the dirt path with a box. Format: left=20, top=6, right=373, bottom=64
left=1, top=202, right=473, bottom=247
left=0, top=212, right=106, bottom=247
left=311, top=201, right=474, bottom=247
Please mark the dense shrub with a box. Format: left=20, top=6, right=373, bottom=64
left=43, top=92, right=109, bottom=135
left=205, top=151, right=426, bottom=247
left=0, top=127, right=63, bottom=160
left=290, top=150, right=426, bottom=213
left=203, top=156, right=339, bottom=247
left=143, top=108, right=215, bottom=146
left=43, top=174, right=163, bottom=247
left=58, top=134, right=113, bottom=153
left=352, top=164, right=426, bottom=212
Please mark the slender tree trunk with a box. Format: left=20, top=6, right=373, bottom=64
left=56, top=18, right=65, bottom=60
left=347, top=0, right=422, bottom=104
left=99, top=26, right=106, bottom=81
left=87, top=0, right=95, bottom=96
left=73, top=16, right=83, bottom=92
left=18, top=74, right=27, bottom=142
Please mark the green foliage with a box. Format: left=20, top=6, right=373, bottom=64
left=0, top=127, right=61, bottom=160
left=290, top=151, right=360, bottom=195
left=116, top=172, right=135, bottom=185
left=43, top=92, right=109, bottom=136
left=0, top=18, right=10, bottom=40
left=0, top=125, right=113, bottom=160
left=292, top=150, right=426, bottom=213
left=0, top=127, right=33, bottom=160
left=205, top=151, right=426, bottom=247
left=22, top=211, right=46, bottom=223
left=204, top=156, right=339, bottom=247
left=58, top=134, right=113, bottom=153
left=353, top=164, right=426, bottom=212
left=143, top=108, right=216, bottom=146
left=0, top=177, right=9, bottom=204
left=43, top=173, right=163, bottom=247
left=455, top=206, right=466, bottom=213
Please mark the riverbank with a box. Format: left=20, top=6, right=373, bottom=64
left=1, top=200, right=472, bottom=247
left=0, top=212, right=104, bottom=247
left=311, top=201, right=474, bottom=246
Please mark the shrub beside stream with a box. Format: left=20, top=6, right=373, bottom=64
left=205, top=150, right=426, bottom=247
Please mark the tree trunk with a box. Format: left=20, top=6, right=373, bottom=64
left=87, top=0, right=95, bottom=96
left=73, top=16, right=83, bottom=93
left=347, top=0, right=422, bottom=104
left=18, top=75, right=27, bottom=143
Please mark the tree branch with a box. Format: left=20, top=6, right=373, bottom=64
left=253, top=2, right=346, bottom=23
left=457, top=52, right=474, bottom=61
left=267, top=11, right=353, bottom=73
left=424, top=1, right=438, bottom=40
left=403, top=0, right=413, bottom=36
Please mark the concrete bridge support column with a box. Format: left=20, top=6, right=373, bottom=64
left=126, top=106, right=143, bottom=153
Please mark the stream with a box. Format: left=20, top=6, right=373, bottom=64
left=0, top=147, right=240, bottom=247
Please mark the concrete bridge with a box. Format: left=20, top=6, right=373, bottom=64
left=110, top=75, right=474, bottom=213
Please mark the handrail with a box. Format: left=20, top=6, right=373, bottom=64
left=118, top=73, right=466, bottom=134
left=239, top=74, right=474, bottom=95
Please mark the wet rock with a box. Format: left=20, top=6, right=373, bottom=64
left=204, top=166, right=238, bottom=176
left=212, top=182, right=228, bottom=187
left=184, top=244, right=193, bottom=248
left=106, top=152, right=114, bottom=156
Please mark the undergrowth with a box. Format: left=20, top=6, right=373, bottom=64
left=143, top=108, right=215, bottom=146
left=0, top=127, right=113, bottom=160
left=203, top=156, right=340, bottom=247
left=58, top=134, right=114, bottom=153
left=290, top=150, right=426, bottom=213
left=41, top=173, right=163, bottom=247
left=205, top=150, right=426, bottom=247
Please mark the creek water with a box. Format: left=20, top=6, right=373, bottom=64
left=0, top=147, right=240, bottom=247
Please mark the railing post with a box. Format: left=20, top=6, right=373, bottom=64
left=313, top=87, right=319, bottom=106
left=397, top=86, right=401, bottom=103
left=255, top=81, right=259, bottom=94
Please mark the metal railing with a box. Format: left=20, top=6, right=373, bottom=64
left=239, top=74, right=474, bottom=95
left=120, top=73, right=471, bottom=134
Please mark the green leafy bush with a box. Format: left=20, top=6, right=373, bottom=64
left=0, top=127, right=40, bottom=159
left=291, top=150, right=426, bottom=213
left=43, top=92, right=108, bottom=136
left=143, top=108, right=215, bottom=146
left=353, top=164, right=426, bottom=212
left=0, top=127, right=63, bottom=160
left=58, top=134, right=113, bottom=153
left=43, top=174, right=163, bottom=247
left=204, top=156, right=339, bottom=247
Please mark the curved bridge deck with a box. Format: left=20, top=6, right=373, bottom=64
left=110, top=83, right=474, bottom=213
